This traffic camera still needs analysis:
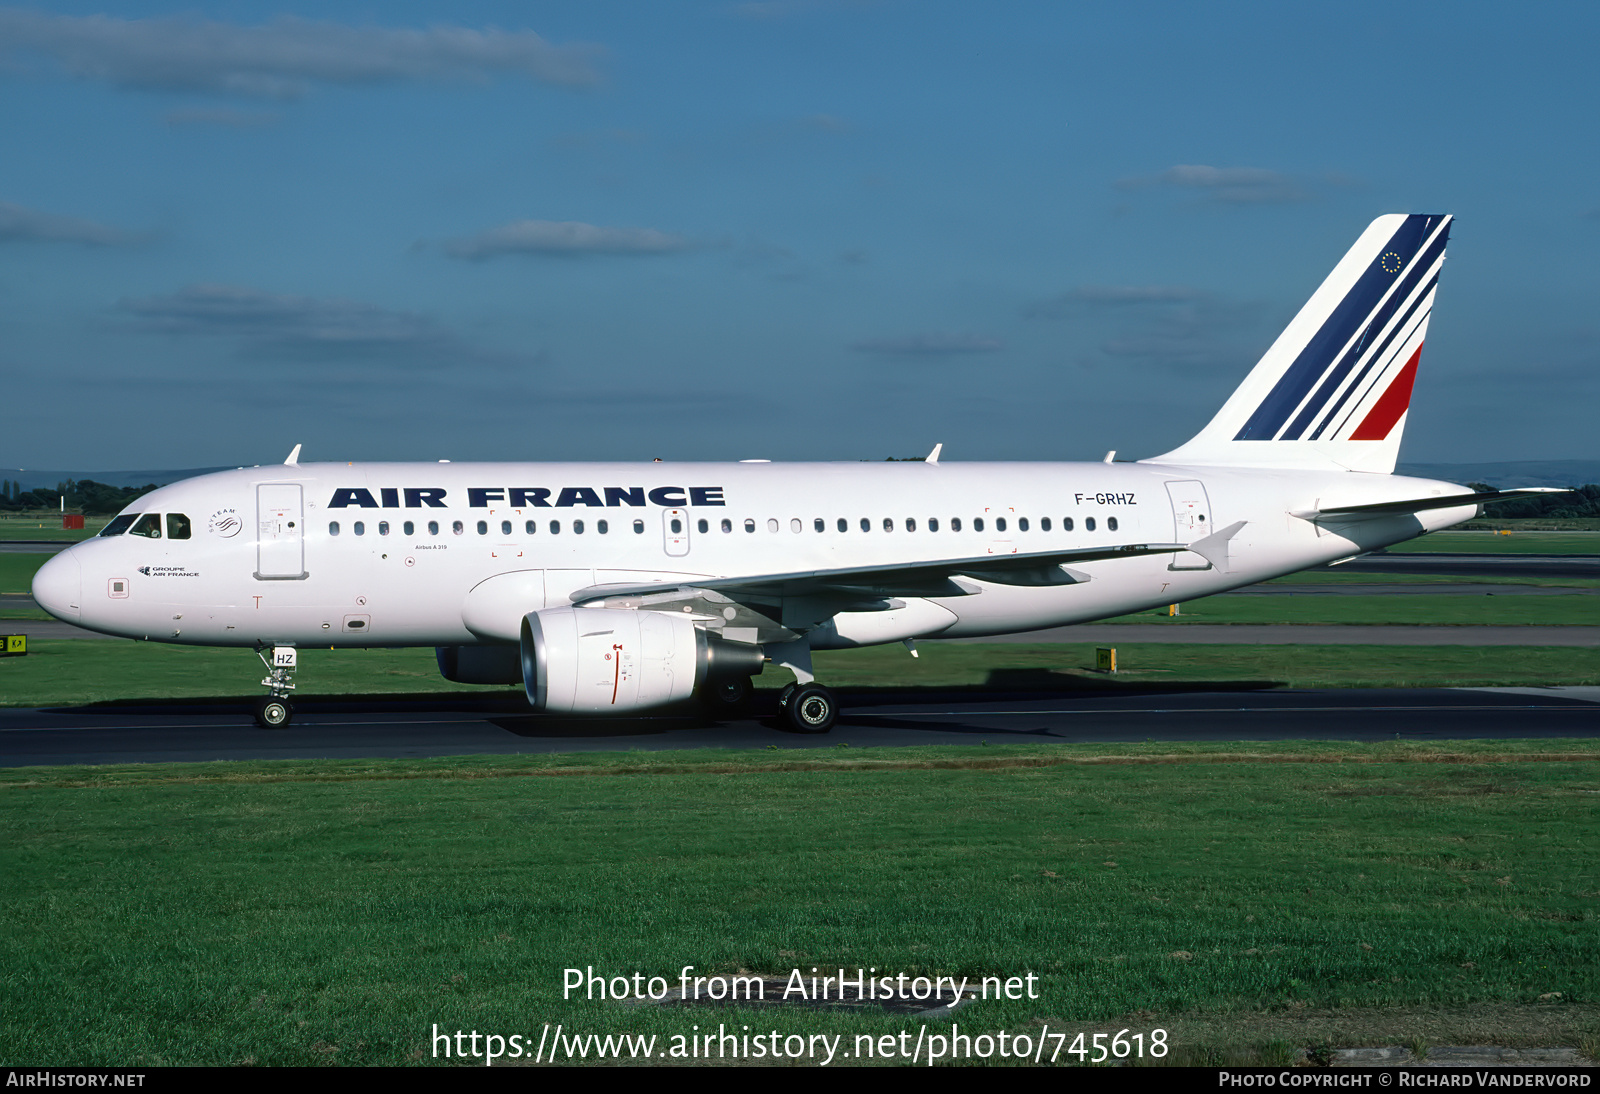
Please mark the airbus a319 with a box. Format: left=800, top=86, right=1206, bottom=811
left=31, top=214, right=1560, bottom=730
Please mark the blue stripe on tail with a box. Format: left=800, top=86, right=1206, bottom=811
left=1233, top=214, right=1442, bottom=441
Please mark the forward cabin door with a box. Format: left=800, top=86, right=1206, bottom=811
left=1164, top=480, right=1214, bottom=571
left=256, top=483, right=307, bottom=580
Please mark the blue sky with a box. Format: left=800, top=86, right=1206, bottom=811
left=1, top=1, right=1595, bottom=469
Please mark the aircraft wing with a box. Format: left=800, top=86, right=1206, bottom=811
left=1299, top=487, right=1574, bottom=519
left=569, top=541, right=1187, bottom=604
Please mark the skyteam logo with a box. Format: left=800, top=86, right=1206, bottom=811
left=207, top=509, right=243, bottom=537
left=1235, top=214, right=1451, bottom=444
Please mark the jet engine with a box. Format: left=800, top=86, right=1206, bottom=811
left=520, top=607, right=764, bottom=713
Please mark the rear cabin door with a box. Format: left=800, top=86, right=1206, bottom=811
left=1164, top=480, right=1214, bottom=571
left=256, top=483, right=307, bottom=579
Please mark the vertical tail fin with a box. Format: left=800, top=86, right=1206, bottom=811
left=1146, top=213, right=1452, bottom=473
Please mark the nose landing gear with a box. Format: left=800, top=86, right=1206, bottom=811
left=254, top=645, right=297, bottom=728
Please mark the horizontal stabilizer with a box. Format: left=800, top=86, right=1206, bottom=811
left=1297, top=487, right=1573, bottom=519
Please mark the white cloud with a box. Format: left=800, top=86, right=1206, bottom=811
left=1024, top=285, right=1202, bottom=318
left=851, top=333, right=1005, bottom=356
left=441, top=220, right=692, bottom=259
left=116, top=284, right=461, bottom=363
left=0, top=9, right=601, bottom=98
left=0, top=199, right=140, bottom=246
left=1116, top=164, right=1309, bottom=204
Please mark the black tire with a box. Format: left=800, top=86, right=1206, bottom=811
left=783, top=684, right=836, bottom=734
left=698, top=676, right=753, bottom=715
left=254, top=697, right=293, bottom=729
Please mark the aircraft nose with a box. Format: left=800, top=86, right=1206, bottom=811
left=31, top=549, right=81, bottom=622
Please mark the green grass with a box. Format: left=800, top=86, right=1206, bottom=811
left=3, top=641, right=1597, bottom=709
left=0, top=517, right=105, bottom=541
left=1388, top=532, right=1600, bottom=555
left=1108, top=594, right=1599, bottom=626
left=1264, top=570, right=1600, bottom=587
left=0, top=553, right=51, bottom=595
left=2, top=744, right=1596, bottom=1065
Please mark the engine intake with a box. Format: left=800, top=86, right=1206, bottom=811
left=520, top=607, right=763, bottom=713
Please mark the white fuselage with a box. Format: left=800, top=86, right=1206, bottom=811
left=33, top=459, right=1475, bottom=651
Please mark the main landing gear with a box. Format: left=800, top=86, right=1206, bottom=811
left=777, top=682, right=838, bottom=734
left=254, top=645, right=297, bottom=728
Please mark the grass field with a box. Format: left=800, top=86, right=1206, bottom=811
left=0, top=553, right=51, bottom=595
left=1108, top=594, right=1598, bottom=626
left=2, top=743, right=1596, bottom=1066
left=0, top=517, right=105, bottom=541
left=1387, top=532, right=1599, bottom=555
left=3, top=640, right=1597, bottom=709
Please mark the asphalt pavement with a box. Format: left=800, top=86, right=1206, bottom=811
left=1, top=686, right=1595, bottom=766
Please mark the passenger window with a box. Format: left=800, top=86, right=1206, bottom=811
left=859, top=518, right=870, bottom=532
left=814, top=518, right=824, bottom=533
left=883, top=518, right=894, bottom=532
left=574, top=520, right=585, bottom=534
left=929, top=517, right=939, bottom=532
left=767, top=518, right=779, bottom=533
left=166, top=513, right=192, bottom=540
left=951, top=517, right=962, bottom=532
left=477, top=520, right=488, bottom=535
left=1108, top=516, right=1119, bottom=532
left=721, top=519, right=733, bottom=533
left=744, top=519, right=756, bottom=533
left=906, top=517, right=916, bottom=532
left=837, top=518, right=848, bottom=533
left=328, top=521, right=340, bottom=536
left=1041, top=517, right=1051, bottom=532
left=354, top=521, right=365, bottom=536
left=129, top=513, right=162, bottom=538
left=671, top=518, right=682, bottom=534
left=974, top=517, right=985, bottom=532
left=1086, top=517, right=1097, bottom=532
left=1019, top=517, right=1029, bottom=532
left=527, top=520, right=537, bottom=534
left=453, top=520, right=464, bottom=535
left=550, top=520, right=561, bottom=534
left=791, top=518, right=802, bottom=533
left=1063, top=517, right=1074, bottom=532
left=379, top=521, right=390, bottom=536
left=598, top=520, right=609, bottom=534
left=427, top=521, right=439, bottom=535
left=100, top=514, right=137, bottom=537
left=698, top=519, right=709, bottom=533
left=404, top=521, right=415, bottom=536
left=501, top=520, right=512, bottom=536
left=632, top=519, right=644, bottom=534
left=996, top=517, right=1007, bottom=532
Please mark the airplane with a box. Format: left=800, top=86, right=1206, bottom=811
left=31, top=213, right=1567, bottom=731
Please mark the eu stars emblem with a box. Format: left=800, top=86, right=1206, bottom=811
left=1380, top=251, right=1403, bottom=273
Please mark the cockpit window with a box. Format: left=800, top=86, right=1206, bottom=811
left=166, top=514, right=191, bottom=540
left=99, top=514, right=137, bottom=537
left=129, top=513, right=162, bottom=539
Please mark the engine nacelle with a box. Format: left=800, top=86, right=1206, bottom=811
left=436, top=644, right=523, bottom=685
left=520, top=607, right=764, bottom=713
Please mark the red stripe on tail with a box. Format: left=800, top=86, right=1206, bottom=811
left=1350, top=343, right=1423, bottom=441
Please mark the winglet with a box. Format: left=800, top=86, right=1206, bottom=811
left=925, top=443, right=942, bottom=465
left=284, top=444, right=302, bottom=466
